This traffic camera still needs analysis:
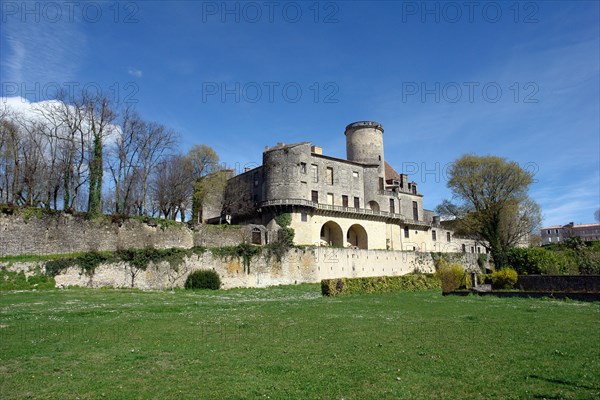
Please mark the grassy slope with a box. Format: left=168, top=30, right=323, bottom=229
left=0, top=286, right=598, bottom=399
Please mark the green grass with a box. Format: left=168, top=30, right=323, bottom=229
left=0, top=252, right=107, bottom=263
left=0, top=286, right=598, bottom=399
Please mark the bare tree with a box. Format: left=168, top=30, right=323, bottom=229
left=0, top=118, right=21, bottom=205
left=136, top=122, right=177, bottom=216
left=30, top=102, right=67, bottom=210
left=55, top=93, right=88, bottom=212
left=4, top=116, right=48, bottom=207
left=107, top=107, right=177, bottom=216
left=108, top=106, right=146, bottom=215
left=1, top=95, right=180, bottom=219
left=150, top=155, right=193, bottom=221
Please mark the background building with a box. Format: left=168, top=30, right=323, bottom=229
left=541, top=222, right=600, bottom=245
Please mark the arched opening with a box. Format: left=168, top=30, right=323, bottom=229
left=368, top=200, right=380, bottom=212
left=320, top=221, right=343, bottom=247
left=347, top=224, right=368, bottom=249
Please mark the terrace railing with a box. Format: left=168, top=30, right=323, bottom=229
left=259, top=199, right=430, bottom=226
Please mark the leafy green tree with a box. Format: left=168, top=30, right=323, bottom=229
left=437, top=154, right=541, bottom=269
left=192, top=169, right=229, bottom=224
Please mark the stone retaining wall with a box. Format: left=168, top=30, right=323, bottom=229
left=1, top=248, right=483, bottom=290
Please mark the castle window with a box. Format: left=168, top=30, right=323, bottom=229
left=471, top=246, right=475, bottom=253
left=311, top=164, right=318, bottom=182
left=301, top=212, right=307, bottom=222
left=342, top=195, right=348, bottom=207
left=389, top=199, right=395, bottom=214
left=251, top=228, right=262, bottom=244
left=462, top=244, right=466, bottom=253
left=379, top=177, right=384, bottom=190
left=311, top=190, right=319, bottom=203
left=300, top=162, right=307, bottom=174
left=447, top=232, right=451, bottom=242
left=327, top=193, right=334, bottom=205
left=412, top=185, right=417, bottom=194
left=326, top=167, right=333, bottom=185
left=353, top=171, right=359, bottom=178
left=354, top=197, right=360, bottom=209
left=477, top=247, right=481, bottom=253
left=404, top=227, right=409, bottom=238
left=253, top=172, right=259, bottom=187
left=412, top=201, right=419, bottom=221
left=432, top=230, right=437, bottom=241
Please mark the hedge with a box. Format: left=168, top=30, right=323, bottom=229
left=321, top=273, right=440, bottom=296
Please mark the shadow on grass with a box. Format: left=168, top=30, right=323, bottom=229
left=528, top=374, right=599, bottom=392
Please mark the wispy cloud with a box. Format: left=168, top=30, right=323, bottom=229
left=533, top=174, right=600, bottom=226
left=1, top=18, right=87, bottom=89
left=128, top=68, right=143, bottom=78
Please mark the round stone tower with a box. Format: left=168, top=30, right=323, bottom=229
left=345, top=121, right=386, bottom=198
left=263, top=144, right=305, bottom=201
left=345, top=121, right=385, bottom=166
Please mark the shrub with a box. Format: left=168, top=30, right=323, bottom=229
left=477, top=253, right=489, bottom=272
left=507, top=247, right=557, bottom=275
left=0, top=270, right=56, bottom=291
left=435, top=259, right=467, bottom=293
left=480, top=273, right=493, bottom=285
left=274, top=213, right=292, bottom=228
left=321, top=279, right=339, bottom=296
left=574, top=249, right=600, bottom=275
left=185, top=269, right=221, bottom=290
left=492, top=268, right=518, bottom=290
left=321, top=273, right=440, bottom=296
left=507, top=246, right=598, bottom=275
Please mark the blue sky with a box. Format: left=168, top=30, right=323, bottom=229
left=1, top=0, right=599, bottom=226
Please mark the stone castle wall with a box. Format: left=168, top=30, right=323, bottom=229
left=0, top=213, right=257, bottom=257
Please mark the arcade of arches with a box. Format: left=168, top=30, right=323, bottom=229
left=320, top=221, right=368, bottom=249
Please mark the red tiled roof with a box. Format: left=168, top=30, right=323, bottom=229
left=570, top=223, right=600, bottom=229
left=384, top=161, right=401, bottom=181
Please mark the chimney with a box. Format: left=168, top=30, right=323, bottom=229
left=311, top=145, right=322, bottom=155
left=401, top=174, right=408, bottom=188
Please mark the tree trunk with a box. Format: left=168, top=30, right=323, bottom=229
left=88, top=134, right=103, bottom=216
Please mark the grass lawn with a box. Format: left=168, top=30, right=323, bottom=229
left=1, top=285, right=599, bottom=399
